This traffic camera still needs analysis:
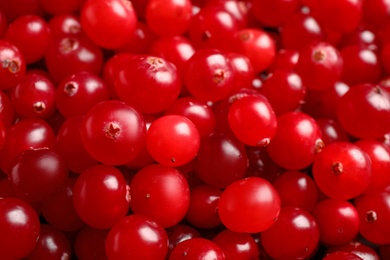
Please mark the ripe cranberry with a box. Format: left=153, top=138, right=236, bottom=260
left=267, top=112, right=324, bottom=170
left=0, top=40, right=26, bottom=90
left=169, top=238, right=225, bottom=260
left=0, top=90, right=14, bottom=127
left=328, top=241, right=381, bottom=260
left=167, top=224, right=201, bottom=256
left=5, top=15, right=50, bottom=64
left=130, top=164, right=190, bottom=228
left=323, top=251, right=363, bottom=260
left=0, top=0, right=42, bottom=22
left=48, top=14, right=82, bottom=37
left=0, top=197, right=40, bottom=259
left=261, top=207, right=320, bottom=259
left=75, top=225, right=109, bottom=260
left=80, top=0, right=137, bottom=49
left=105, top=214, right=169, bottom=260
left=251, top=0, right=300, bottom=27
left=115, top=21, right=157, bottom=54
left=316, top=118, right=350, bottom=145
left=39, top=0, right=82, bottom=15
left=218, top=177, right=281, bottom=233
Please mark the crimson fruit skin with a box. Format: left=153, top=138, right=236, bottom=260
left=8, top=148, right=69, bottom=203
left=73, top=164, right=129, bottom=230
left=355, top=191, right=390, bottom=245
left=251, top=0, right=300, bottom=28
left=146, top=0, right=192, bottom=37
left=169, top=238, right=225, bottom=260
left=323, top=251, right=363, bottom=260
left=75, top=225, right=109, bottom=260
left=337, top=84, right=390, bottom=139
left=267, top=111, right=324, bottom=171
left=10, top=72, right=56, bottom=119
left=295, top=41, right=343, bottom=91
left=44, top=35, right=104, bottom=83
left=39, top=0, right=82, bottom=15
left=146, top=115, right=200, bottom=167
left=5, top=14, right=50, bottom=64
left=130, top=164, right=190, bottom=228
left=218, top=177, right=281, bottom=233
left=80, top=0, right=137, bottom=49
left=312, top=199, right=360, bottom=246
left=195, top=132, right=248, bottom=189
left=55, top=71, right=110, bottom=118
left=237, top=28, right=276, bottom=73
left=328, top=241, right=381, bottom=260
left=164, top=97, right=216, bottom=138
left=259, top=69, right=305, bottom=116
left=114, top=55, right=182, bottom=114
left=0, top=40, right=26, bottom=90
left=80, top=100, right=146, bottom=166
left=25, top=224, right=72, bottom=260
left=183, top=49, right=237, bottom=102
left=0, top=197, right=40, bottom=260
left=273, top=171, right=319, bottom=212
left=261, top=207, right=320, bottom=260
left=105, top=214, right=169, bottom=260
left=185, top=184, right=222, bottom=229
left=228, top=94, right=277, bottom=147
left=313, top=142, right=372, bottom=200
left=212, top=229, right=260, bottom=260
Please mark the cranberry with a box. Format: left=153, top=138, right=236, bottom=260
left=0, top=40, right=26, bottom=90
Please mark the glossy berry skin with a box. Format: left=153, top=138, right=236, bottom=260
left=147, top=115, right=200, bottom=167
left=261, top=207, right=320, bottom=259
left=166, top=224, right=201, bottom=256
left=312, top=199, right=359, bottom=246
left=355, top=191, right=390, bottom=245
left=115, top=21, right=157, bottom=54
left=73, top=164, right=129, bottom=229
left=323, top=251, right=363, bottom=260
left=195, top=132, right=248, bottom=188
left=296, top=41, right=343, bottom=91
left=0, top=118, right=56, bottom=174
left=40, top=178, right=85, bottom=232
left=313, top=0, right=363, bottom=33
left=81, top=0, right=137, bottom=49
left=57, top=116, right=98, bottom=174
left=48, top=14, right=82, bottom=37
left=56, top=72, right=110, bottom=118
left=0, top=198, right=40, bottom=260
left=115, top=55, right=182, bottom=114
left=313, top=142, right=372, bottom=200
left=185, top=184, right=222, bottom=229
left=75, top=225, right=109, bottom=260
left=237, top=28, right=276, bottom=73
left=0, top=90, right=15, bottom=127
left=45, top=36, right=104, bottom=83
left=105, top=214, right=169, bottom=260
left=5, top=15, right=51, bottom=64
left=169, top=238, right=225, bottom=260
left=130, top=164, right=190, bottom=228
left=25, top=224, right=71, bottom=260
left=316, top=118, right=350, bottom=145
left=146, top=0, right=192, bottom=36
left=10, top=73, right=56, bottom=119
left=328, top=241, right=381, bottom=260
left=213, top=229, right=259, bottom=260
left=184, top=49, right=236, bottom=102
left=228, top=94, right=277, bottom=146
left=259, top=69, right=305, bottom=115
left=267, top=112, right=324, bottom=171
left=226, top=52, right=255, bottom=90
left=8, top=149, right=68, bottom=202
left=164, top=97, right=216, bottom=138
left=218, top=177, right=281, bottom=233
left=188, top=6, right=239, bottom=52
left=80, top=100, right=146, bottom=165
left=340, top=46, right=382, bottom=86
left=337, top=84, right=390, bottom=139
left=39, top=0, right=82, bottom=15
left=0, top=40, right=26, bottom=90
left=355, top=140, right=390, bottom=194
left=251, top=0, right=299, bottom=28
left=281, top=13, right=324, bottom=51
left=273, top=171, right=319, bottom=212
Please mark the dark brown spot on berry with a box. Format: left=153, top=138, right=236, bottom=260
left=313, top=50, right=326, bottom=62
left=33, top=102, right=46, bottom=113
left=365, top=210, right=377, bottom=223
left=332, top=162, right=343, bottom=175
left=315, top=139, right=325, bottom=153
left=64, top=82, right=77, bottom=96
left=105, top=123, right=121, bottom=140
left=213, top=69, right=225, bottom=84
left=61, top=38, right=79, bottom=52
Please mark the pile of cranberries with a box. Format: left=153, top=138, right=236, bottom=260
left=1, top=0, right=390, bottom=259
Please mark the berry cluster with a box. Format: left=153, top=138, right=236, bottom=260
left=0, top=0, right=390, bottom=259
